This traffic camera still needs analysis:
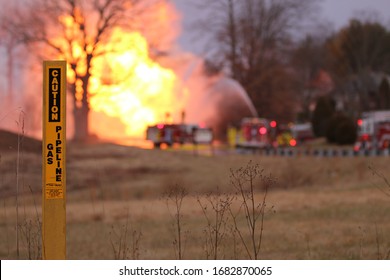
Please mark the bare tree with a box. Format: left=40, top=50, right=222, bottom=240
left=326, top=19, right=390, bottom=114
left=0, top=1, right=21, bottom=107
left=290, top=32, right=329, bottom=122
left=0, top=0, right=167, bottom=141
left=193, top=0, right=318, bottom=121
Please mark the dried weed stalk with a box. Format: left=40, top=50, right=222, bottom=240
left=229, top=161, right=275, bottom=260
left=19, top=218, right=42, bottom=260
left=369, top=164, right=390, bottom=197
left=109, top=213, right=142, bottom=260
left=15, top=111, right=25, bottom=259
left=197, top=188, right=233, bottom=259
left=164, top=184, right=188, bottom=260
left=367, top=165, right=390, bottom=259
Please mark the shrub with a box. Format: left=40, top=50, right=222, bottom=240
left=336, top=118, right=357, bottom=145
left=326, top=113, right=357, bottom=145
left=311, top=96, right=336, bottom=137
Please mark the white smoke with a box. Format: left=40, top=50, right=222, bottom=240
left=159, top=51, right=257, bottom=140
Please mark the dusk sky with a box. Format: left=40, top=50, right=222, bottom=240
left=172, top=0, right=390, bottom=54
left=321, top=0, right=390, bottom=27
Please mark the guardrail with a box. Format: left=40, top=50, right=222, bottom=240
left=236, top=147, right=390, bottom=157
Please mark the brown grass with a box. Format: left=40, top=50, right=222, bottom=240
left=1, top=135, right=390, bottom=259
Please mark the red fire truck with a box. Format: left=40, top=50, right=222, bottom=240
left=234, top=118, right=276, bottom=149
left=354, top=110, right=390, bottom=151
left=146, top=123, right=213, bottom=148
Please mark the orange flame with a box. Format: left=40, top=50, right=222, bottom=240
left=89, top=28, right=182, bottom=138
left=53, top=2, right=186, bottom=141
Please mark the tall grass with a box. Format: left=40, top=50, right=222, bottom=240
left=161, top=163, right=276, bottom=260
left=2, top=199, right=10, bottom=258
left=369, top=164, right=390, bottom=259
left=0, top=110, right=42, bottom=259
left=369, top=164, right=390, bottom=197
left=2, top=135, right=390, bottom=259
left=15, top=111, right=25, bottom=258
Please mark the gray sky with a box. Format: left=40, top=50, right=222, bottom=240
left=172, top=0, right=390, bottom=54
left=321, top=0, right=390, bottom=27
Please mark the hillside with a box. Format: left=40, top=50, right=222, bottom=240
left=0, top=129, right=41, bottom=153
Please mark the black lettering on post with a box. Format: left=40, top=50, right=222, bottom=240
left=46, top=143, right=54, bottom=164
left=49, top=68, right=61, bottom=122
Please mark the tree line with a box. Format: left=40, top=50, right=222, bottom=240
left=196, top=0, right=390, bottom=144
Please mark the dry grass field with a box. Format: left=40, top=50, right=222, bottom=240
left=0, top=129, right=390, bottom=259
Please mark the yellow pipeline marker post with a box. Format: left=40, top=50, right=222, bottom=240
left=42, top=61, right=67, bottom=259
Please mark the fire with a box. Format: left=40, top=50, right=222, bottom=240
left=88, top=28, right=181, bottom=138
left=54, top=2, right=186, bottom=140
left=91, top=31, right=180, bottom=138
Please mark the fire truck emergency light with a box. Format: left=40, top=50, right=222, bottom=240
left=259, top=127, right=267, bottom=135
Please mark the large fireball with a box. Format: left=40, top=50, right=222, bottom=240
left=88, top=28, right=183, bottom=139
